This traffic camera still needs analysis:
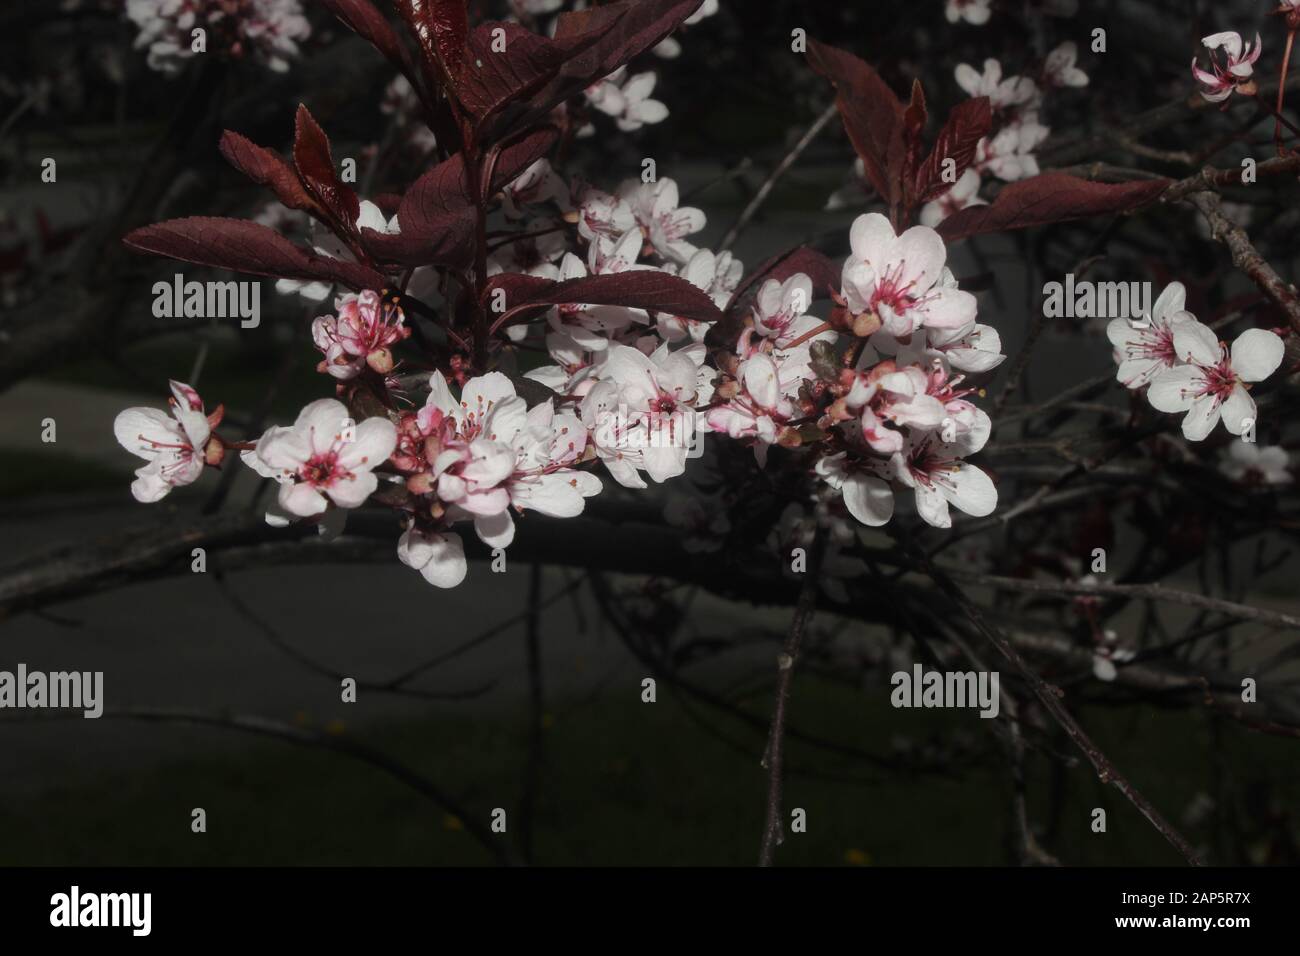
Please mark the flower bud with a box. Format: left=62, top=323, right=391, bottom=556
left=203, top=436, right=226, bottom=467
left=367, top=347, right=395, bottom=375
left=406, top=472, right=434, bottom=495
left=852, top=310, right=883, bottom=337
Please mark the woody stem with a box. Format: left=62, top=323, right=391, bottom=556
left=1277, top=30, right=1297, bottom=154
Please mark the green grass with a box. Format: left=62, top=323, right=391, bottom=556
left=1, top=674, right=1293, bottom=866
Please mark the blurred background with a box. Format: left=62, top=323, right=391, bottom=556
left=1, top=0, right=1298, bottom=866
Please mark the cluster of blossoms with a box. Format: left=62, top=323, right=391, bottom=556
left=1192, top=31, right=1262, bottom=104
left=830, top=43, right=1088, bottom=220
left=926, top=42, right=1086, bottom=225
left=1107, top=281, right=1286, bottom=441
left=808, top=214, right=1004, bottom=529
left=124, top=0, right=310, bottom=74
left=115, top=154, right=1011, bottom=586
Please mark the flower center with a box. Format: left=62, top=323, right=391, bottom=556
left=872, top=263, right=918, bottom=315
left=301, top=451, right=346, bottom=487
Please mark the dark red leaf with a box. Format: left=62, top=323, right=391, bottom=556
left=292, top=104, right=361, bottom=230
left=491, top=270, right=724, bottom=326
left=456, top=23, right=560, bottom=119
left=482, top=272, right=558, bottom=312
left=395, top=125, right=558, bottom=237
left=361, top=215, right=476, bottom=270
left=489, top=124, right=560, bottom=194
left=123, top=217, right=388, bottom=290
left=320, top=0, right=424, bottom=94
left=453, top=21, right=615, bottom=131
left=551, top=0, right=703, bottom=85
left=396, top=153, right=472, bottom=233
left=915, top=96, right=991, bottom=204
left=936, top=173, right=1172, bottom=242
left=728, top=246, right=840, bottom=314
left=393, top=0, right=467, bottom=73
left=806, top=38, right=906, bottom=210
left=219, top=130, right=319, bottom=216
left=502, top=0, right=700, bottom=136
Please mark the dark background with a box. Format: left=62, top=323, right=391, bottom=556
left=0, top=0, right=1297, bottom=866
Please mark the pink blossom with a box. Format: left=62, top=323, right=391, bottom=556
left=501, top=159, right=567, bottom=219
left=1106, top=281, right=1195, bottom=389
left=574, top=183, right=637, bottom=245
left=397, top=528, right=467, bottom=589
left=1192, top=32, right=1262, bottom=104
left=945, top=0, right=992, bottom=25
left=871, top=320, right=1006, bottom=375
left=618, top=178, right=705, bottom=263
left=582, top=342, right=710, bottom=487
left=919, top=168, right=987, bottom=228
left=843, top=362, right=948, bottom=454
left=586, top=68, right=670, bottom=132
left=1220, top=443, right=1291, bottom=486
left=975, top=112, right=1049, bottom=182
left=815, top=453, right=895, bottom=527
left=113, top=380, right=214, bottom=502
left=841, top=213, right=977, bottom=336
left=416, top=372, right=601, bottom=548
left=311, top=290, right=411, bottom=380
left=247, top=398, right=397, bottom=516
left=706, top=351, right=798, bottom=464
left=752, top=274, right=814, bottom=343
left=1147, top=325, right=1284, bottom=440
left=1044, top=41, right=1089, bottom=88
left=954, top=59, right=1039, bottom=110
left=891, top=433, right=998, bottom=528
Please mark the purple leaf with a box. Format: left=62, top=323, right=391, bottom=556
left=806, top=39, right=906, bottom=211
left=914, top=96, right=991, bottom=204
left=361, top=216, right=476, bottom=270
left=488, top=270, right=725, bottom=327
left=320, top=0, right=424, bottom=94
left=123, top=217, right=387, bottom=291
left=293, top=104, right=360, bottom=230
left=937, top=173, right=1171, bottom=242
left=219, top=130, right=319, bottom=216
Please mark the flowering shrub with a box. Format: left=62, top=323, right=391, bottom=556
left=116, top=0, right=1022, bottom=589
left=74, top=0, right=1300, bottom=866
left=112, top=0, right=1295, bottom=595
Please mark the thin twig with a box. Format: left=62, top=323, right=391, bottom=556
left=913, top=548, right=1205, bottom=866
left=757, top=528, right=825, bottom=866
left=720, top=102, right=838, bottom=252
left=942, top=569, right=1300, bottom=631
left=1183, top=191, right=1300, bottom=335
